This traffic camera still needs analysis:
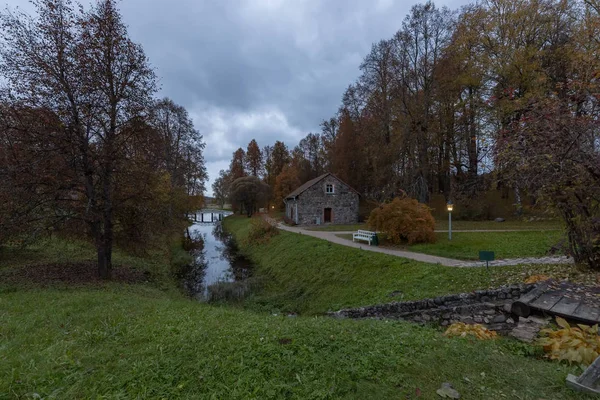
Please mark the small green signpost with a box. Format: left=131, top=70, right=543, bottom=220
left=479, top=251, right=495, bottom=269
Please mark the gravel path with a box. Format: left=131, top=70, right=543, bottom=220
left=276, top=223, right=574, bottom=268
left=305, top=229, right=561, bottom=233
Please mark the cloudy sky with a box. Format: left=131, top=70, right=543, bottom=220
left=5, top=0, right=469, bottom=195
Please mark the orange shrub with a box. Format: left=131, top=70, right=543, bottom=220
left=367, top=197, right=436, bottom=245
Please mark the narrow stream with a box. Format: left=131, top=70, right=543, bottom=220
left=181, top=210, right=253, bottom=301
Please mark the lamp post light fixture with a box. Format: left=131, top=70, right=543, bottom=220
left=447, top=201, right=453, bottom=241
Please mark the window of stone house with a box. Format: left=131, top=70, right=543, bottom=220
left=326, top=184, right=334, bottom=194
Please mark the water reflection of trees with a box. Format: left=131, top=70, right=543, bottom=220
left=212, top=224, right=252, bottom=281
left=181, top=227, right=208, bottom=299
left=178, top=218, right=255, bottom=300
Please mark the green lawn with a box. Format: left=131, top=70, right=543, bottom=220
left=0, top=222, right=593, bottom=399
left=410, top=231, right=564, bottom=260
left=0, top=287, right=588, bottom=399
left=307, top=219, right=564, bottom=232
left=223, top=217, right=580, bottom=315
left=0, top=236, right=182, bottom=293
left=434, top=219, right=564, bottom=231
left=336, top=231, right=565, bottom=261
left=0, top=236, right=98, bottom=269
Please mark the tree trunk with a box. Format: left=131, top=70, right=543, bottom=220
left=98, top=147, right=114, bottom=280
left=98, top=212, right=113, bottom=280
left=97, top=237, right=112, bottom=280
left=467, top=87, right=478, bottom=180
left=418, top=123, right=430, bottom=204
left=514, top=186, right=523, bottom=216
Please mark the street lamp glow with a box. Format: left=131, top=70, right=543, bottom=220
left=447, top=201, right=453, bottom=241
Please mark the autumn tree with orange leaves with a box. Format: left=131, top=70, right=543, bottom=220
left=273, top=165, right=301, bottom=210
left=0, top=0, right=206, bottom=277
left=245, top=139, right=263, bottom=177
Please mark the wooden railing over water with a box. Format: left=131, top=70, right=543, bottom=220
left=190, top=212, right=225, bottom=223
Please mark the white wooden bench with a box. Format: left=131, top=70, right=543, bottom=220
left=353, top=230, right=376, bottom=245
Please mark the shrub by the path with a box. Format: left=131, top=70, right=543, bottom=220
left=368, top=197, right=436, bottom=244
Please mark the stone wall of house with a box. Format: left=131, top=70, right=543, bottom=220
left=297, top=175, right=359, bottom=225
left=285, top=199, right=297, bottom=222
left=329, top=284, right=536, bottom=334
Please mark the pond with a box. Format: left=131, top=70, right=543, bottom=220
left=181, top=210, right=254, bottom=301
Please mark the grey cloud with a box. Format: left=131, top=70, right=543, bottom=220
left=3, top=0, right=470, bottom=194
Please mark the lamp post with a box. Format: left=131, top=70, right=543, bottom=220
left=447, top=201, right=453, bottom=241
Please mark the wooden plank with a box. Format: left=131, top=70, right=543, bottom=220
left=577, top=355, right=600, bottom=387
left=566, top=356, right=600, bottom=394
left=511, top=282, right=551, bottom=317
left=529, top=293, right=562, bottom=311
left=572, top=304, right=600, bottom=324
left=550, top=296, right=582, bottom=316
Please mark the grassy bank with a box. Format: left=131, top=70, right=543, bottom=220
left=0, top=287, right=589, bottom=399
left=336, top=230, right=564, bottom=260
left=0, top=235, right=187, bottom=293
left=0, top=222, right=592, bottom=399
left=223, top=217, right=582, bottom=315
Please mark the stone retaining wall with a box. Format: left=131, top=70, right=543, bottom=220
left=330, top=284, right=537, bottom=334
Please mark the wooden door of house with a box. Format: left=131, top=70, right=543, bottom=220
left=324, top=208, right=332, bottom=223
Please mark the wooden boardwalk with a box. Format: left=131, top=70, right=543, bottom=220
left=512, top=281, right=600, bottom=325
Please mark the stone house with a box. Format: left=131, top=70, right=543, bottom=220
left=284, top=173, right=359, bottom=225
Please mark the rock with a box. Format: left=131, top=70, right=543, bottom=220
left=474, top=316, right=483, bottom=323
left=423, top=314, right=432, bottom=322
left=528, top=315, right=551, bottom=325
left=495, top=217, right=505, bottom=222
left=484, top=317, right=490, bottom=324
left=389, top=290, right=403, bottom=298
left=484, top=310, right=496, bottom=315
left=492, top=315, right=507, bottom=323
left=441, top=320, right=449, bottom=326
left=437, top=382, right=461, bottom=399
left=509, top=316, right=550, bottom=342
left=459, top=307, right=472, bottom=316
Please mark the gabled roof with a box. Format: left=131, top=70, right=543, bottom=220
left=285, top=172, right=360, bottom=199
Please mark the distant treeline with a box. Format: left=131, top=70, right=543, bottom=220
left=215, top=0, right=600, bottom=268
